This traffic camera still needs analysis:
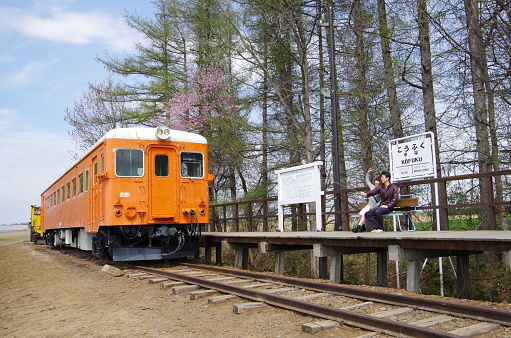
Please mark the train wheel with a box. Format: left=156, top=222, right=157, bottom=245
left=92, top=232, right=109, bottom=259
left=45, top=233, right=55, bottom=246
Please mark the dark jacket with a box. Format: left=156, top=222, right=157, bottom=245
left=366, top=184, right=399, bottom=209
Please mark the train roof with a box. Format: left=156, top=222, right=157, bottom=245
left=98, top=127, right=207, bottom=144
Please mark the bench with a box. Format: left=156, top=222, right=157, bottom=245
left=351, top=194, right=418, bottom=232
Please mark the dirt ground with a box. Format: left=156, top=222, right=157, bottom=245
left=0, top=230, right=364, bottom=337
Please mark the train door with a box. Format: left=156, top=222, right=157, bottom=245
left=90, top=154, right=105, bottom=231
left=148, top=147, right=179, bottom=219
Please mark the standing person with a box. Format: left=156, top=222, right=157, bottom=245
left=362, top=171, right=399, bottom=233
left=352, top=169, right=381, bottom=233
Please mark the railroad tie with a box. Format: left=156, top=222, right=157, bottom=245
left=190, top=289, right=218, bottom=300
left=369, top=307, right=413, bottom=318
left=208, top=295, right=237, bottom=304
left=448, top=322, right=501, bottom=336
left=148, top=278, right=169, bottom=284
left=302, top=320, right=339, bottom=334
left=233, top=302, right=267, bottom=314
left=411, top=315, right=452, bottom=327
left=172, top=285, right=200, bottom=295
left=340, top=301, right=373, bottom=310
left=264, top=287, right=296, bottom=294
left=160, top=281, right=185, bottom=289
left=294, top=292, right=331, bottom=301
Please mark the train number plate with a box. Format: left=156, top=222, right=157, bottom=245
left=120, top=192, right=131, bottom=197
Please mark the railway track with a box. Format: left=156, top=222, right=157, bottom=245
left=125, top=263, right=511, bottom=337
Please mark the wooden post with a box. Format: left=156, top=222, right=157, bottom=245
left=215, top=244, right=222, bottom=264
left=377, top=251, right=388, bottom=287
left=456, top=251, right=470, bottom=299
left=205, top=246, right=212, bottom=264
left=486, top=175, right=496, bottom=230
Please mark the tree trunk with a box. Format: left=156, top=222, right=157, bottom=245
left=417, top=0, right=449, bottom=229
left=377, top=0, right=404, bottom=140
left=464, top=0, right=493, bottom=229
left=353, top=0, right=372, bottom=170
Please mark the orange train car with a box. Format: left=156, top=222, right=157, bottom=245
left=40, top=126, right=212, bottom=261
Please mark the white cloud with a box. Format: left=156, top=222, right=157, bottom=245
left=0, top=107, right=19, bottom=130
left=0, top=5, right=139, bottom=51
left=6, top=60, right=58, bottom=86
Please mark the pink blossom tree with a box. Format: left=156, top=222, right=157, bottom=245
left=152, top=68, right=236, bottom=133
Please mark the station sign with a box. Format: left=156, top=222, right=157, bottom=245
left=389, top=132, right=436, bottom=182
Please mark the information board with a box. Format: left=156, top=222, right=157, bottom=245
left=276, top=161, right=323, bottom=231
left=278, top=167, right=318, bottom=205
left=389, top=132, right=436, bottom=182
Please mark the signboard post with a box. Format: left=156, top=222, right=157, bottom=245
left=389, top=132, right=444, bottom=294
left=389, top=132, right=439, bottom=230
left=276, top=162, right=324, bottom=231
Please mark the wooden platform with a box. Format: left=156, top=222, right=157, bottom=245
left=202, top=230, right=511, bottom=252
left=200, top=230, right=511, bottom=299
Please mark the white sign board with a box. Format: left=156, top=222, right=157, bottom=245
left=276, top=161, right=323, bottom=231
left=389, top=132, right=436, bottom=182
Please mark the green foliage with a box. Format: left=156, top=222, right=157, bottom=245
left=419, top=255, right=511, bottom=303
left=97, top=0, right=186, bottom=119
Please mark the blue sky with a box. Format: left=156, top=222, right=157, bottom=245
left=0, top=0, right=154, bottom=224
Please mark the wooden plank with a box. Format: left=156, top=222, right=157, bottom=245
left=411, top=315, right=452, bottom=327
left=148, top=278, right=169, bottom=284
left=264, top=287, right=296, bottom=294
left=172, top=285, right=199, bottom=295
left=448, top=322, right=500, bottom=336
left=341, top=301, right=373, bottom=310
left=160, top=281, right=185, bottom=289
left=190, top=289, right=218, bottom=300
left=240, top=283, right=274, bottom=289
left=294, top=293, right=331, bottom=301
left=208, top=295, right=237, bottom=304
left=358, top=198, right=418, bottom=211
left=370, top=307, right=413, bottom=318
left=302, top=320, right=339, bottom=334
left=233, top=302, right=266, bottom=314
left=395, top=198, right=418, bottom=208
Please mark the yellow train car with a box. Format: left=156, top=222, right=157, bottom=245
left=40, top=126, right=212, bottom=261
left=30, top=205, right=43, bottom=243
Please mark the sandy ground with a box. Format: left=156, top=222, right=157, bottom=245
left=0, top=230, right=363, bottom=337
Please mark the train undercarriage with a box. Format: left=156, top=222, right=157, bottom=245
left=45, top=224, right=202, bottom=261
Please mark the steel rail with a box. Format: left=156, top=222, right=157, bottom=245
left=132, top=264, right=461, bottom=337
left=178, top=263, right=511, bottom=326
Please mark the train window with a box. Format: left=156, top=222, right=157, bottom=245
left=53, top=192, right=56, bottom=206
left=115, top=149, right=144, bottom=177
left=79, top=174, right=84, bottom=194
left=85, top=169, right=89, bottom=192
left=180, top=152, right=203, bottom=178
left=72, top=179, right=77, bottom=197
left=67, top=183, right=70, bottom=199
left=57, top=189, right=60, bottom=205
left=93, top=162, right=98, bottom=184
left=155, top=155, right=168, bottom=177
left=62, top=186, right=65, bottom=202
left=101, top=154, right=105, bottom=171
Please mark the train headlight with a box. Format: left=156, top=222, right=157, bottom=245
left=156, top=125, right=171, bottom=140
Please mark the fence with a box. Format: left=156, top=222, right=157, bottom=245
left=208, top=170, right=511, bottom=232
